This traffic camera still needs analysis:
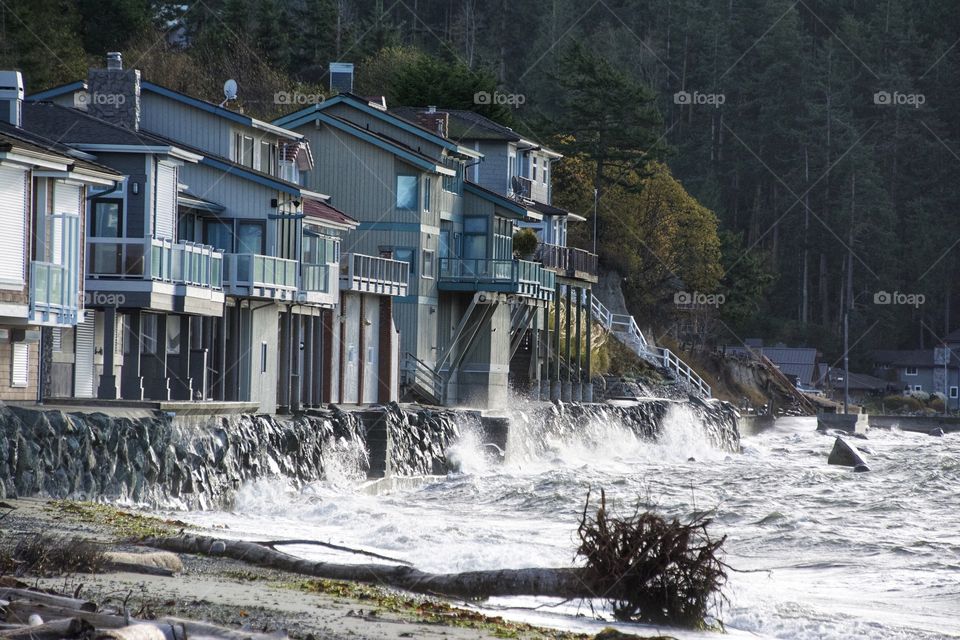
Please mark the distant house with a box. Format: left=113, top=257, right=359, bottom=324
left=725, top=342, right=820, bottom=388
left=816, top=365, right=893, bottom=404
left=870, top=346, right=960, bottom=408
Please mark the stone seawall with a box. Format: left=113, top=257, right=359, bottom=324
left=0, top=398, right=739, bottom=509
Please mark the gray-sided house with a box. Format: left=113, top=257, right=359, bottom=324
left=276, top=95, right=596, bottom=407
left=0, top=71, right=122, bottom=401
left=393, top=106, right=600, bottom=402
left=871, top=342, right=960, bottom=410
left=27, top=54, right=407, bottom=411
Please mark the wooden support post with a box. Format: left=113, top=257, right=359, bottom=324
left=575, top=287, right=583, bottom=402
left=563, top=285, right=572, bottom=401
left=585, top=288, right=593, bottom=402
left=551, top=284, right=561, bottom=402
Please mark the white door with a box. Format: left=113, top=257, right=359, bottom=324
left=74, top=320, right=95, bottom=397
left=0, top=166, right=26, bottom=286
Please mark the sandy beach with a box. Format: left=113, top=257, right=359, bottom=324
left=0, top=498, right=648, bottom=640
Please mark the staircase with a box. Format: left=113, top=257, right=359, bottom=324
left=400, top=353, right=444, bottom=405
left=585, top=292, right=712, bottom=398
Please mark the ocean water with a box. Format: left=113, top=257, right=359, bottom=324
left=171, top=406, right=960, bottom=639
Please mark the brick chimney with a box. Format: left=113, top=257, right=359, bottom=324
left=86, top=52, right=141, bottom=130
left=411, top=106, right=449, bottom=138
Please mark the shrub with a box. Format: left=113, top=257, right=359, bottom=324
left=512, top=228, right=539, bottom=259
left=882, top=395, right=923, bottom=412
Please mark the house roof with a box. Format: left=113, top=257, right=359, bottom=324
left=526, top=199, right=586, bottom=222
left=391, top=106, right=521, bottom=142
left=726, top=345, right=819, bottom=385
left=0, top=121, right=122, bottom=181
left=273, top=93, right=481, bottom=160
left=20, top=101, right=200, bottom=162
left=28, top=80, right=302, bottom=141
left=302, top=198, right=358, bottom=230
left=463, top=181, right=532, bottom=220
left=821, top=367, right=893, bottom=391
left=871, top=349, right=960, bottom=368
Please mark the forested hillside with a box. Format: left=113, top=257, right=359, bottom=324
left=3, top=0, right=958, bottom=366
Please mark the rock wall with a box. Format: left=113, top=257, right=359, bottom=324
left=0, top=397, right=739, bottom=510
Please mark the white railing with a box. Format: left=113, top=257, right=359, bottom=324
left=340, top=253, right=409, bottom=296
left=301, top=263, right=332, bottom=293
left=150, top=238, right=223, bottom=288
left=30, top=261, right=79, bottom=323
left=224, top=253, right=298, bottom=291
left=576, top=289, right=711, bottom=398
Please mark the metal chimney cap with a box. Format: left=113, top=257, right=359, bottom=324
left=106, top=52, right=123, bottom=70
left=427, top=105, right=436, bottom=113
left=0, top=70, right=24, bottom=97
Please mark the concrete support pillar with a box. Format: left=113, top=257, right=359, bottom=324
left=378, top=296, right=394, bottom=403
left=143, top=314, right=170, bottom=401
left=170, top=315, right=193, bottom=400
left=551, top=284, right=561, bottom=402
left=321, top=308, right=335, bottom=403
left=312, top=314, right=323, bottom=406
left=303, top=315, right=314, bottom=407
left=214, top=315, right=227, bottom=401
left=584, top=288, right=594, bottom=402
left=97, top=307, right=118, bottom=399
left=574, top=287, right=583, bottom=402
left=120, top=310, right=144, bottom=400
left=529, top=304, right=540, bottom=399
left=562, top=285, right=572, bottom=402
left=291, top=311, right=302, bottom=412
left=358, top=295, right=366, bottom=404
left=338, top=303, right=346, bottom=403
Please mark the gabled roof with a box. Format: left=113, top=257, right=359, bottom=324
left=28, top=80, right=302, bottom=141
left=303, top=198, right=357, bottom=231
left=464, top=181, right=532, bottom=220
left=870, top=349, right=960, bottom=368
left=20, top=101, right=200, bottom=162
left=309, top=111, right=456, bottom=176
left=821, top=367, right=893, bottom=391
left=526, top=199, right=586, bottom=222
left=273, top=93, right=481, bottom=160
left=0, top=122, right=122, bottom=183
left=390, top=106, right=562, bottom=158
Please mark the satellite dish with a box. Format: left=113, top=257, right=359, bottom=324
left=219, top=79, right=238, bottom=107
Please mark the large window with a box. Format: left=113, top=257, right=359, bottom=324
left=423, top=177, right=432, bottom=212
left=463, top=216, right=487, bottom=260
left=234, top=133, right=254, bottom=168
left=905, top=366, right=918, bottom=376
left=396, top=175, right=418, bottom=211
left=394, top=248, right=415, bottom=276
left=204, top=220, right=233, bottom=252
left=91, top=199, right=122, bottom=237
left=236, top=221, right=265, bottom=254
left=259, top=141, right=278, bottom=175
left=303, top=232, right=338, bottom=264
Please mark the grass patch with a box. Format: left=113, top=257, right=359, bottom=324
left=46, top=500, right=186, bottom=540
left=279, top=578, right=590, bottom=639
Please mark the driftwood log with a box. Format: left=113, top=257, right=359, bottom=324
left=0, top=617, right=93, bottom=639
left=145, top=534, right=593, bottom=600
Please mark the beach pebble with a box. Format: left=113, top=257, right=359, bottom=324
left=210, top=540, right=227, bottom=554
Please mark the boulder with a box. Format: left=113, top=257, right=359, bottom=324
left=828, top=437, right=869, bottom=471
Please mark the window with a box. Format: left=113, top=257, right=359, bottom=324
left=259, top=141, right=278, bottom=175
left=905, top=366, right=918, bottom=376
left=303, top=232, right=338, bottom=264
left=234, top=133, right=254, bottom=167
left=260, top=342, right=268, bottom=374
left=396, top=175, right=418, bottom=210
left=423, top=177, right=432, bottom=212
left=913, top=384, right=923, bottom=392
left=204, top=220, right=233, bottom=252
left=91, top=199, right=122, bottom=237
left=422, top=250, right=435, bottom=279
left=463, top=216, right=487, bottom=260
left=166, top=319, right=180, bottom=356
left=236, top=221, right=265, bottom=254
left=542, top=160, right=548, bottom=185
left=950, top=386, right=958, bottom=399
left=394, top=248, right=415, bottom=276
left=141, top=314, right=158, bottom=355
left=532, top=157, right=538, bottom=181
left=10, top=343, right=28, bottom=388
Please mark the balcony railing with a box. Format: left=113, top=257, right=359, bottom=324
left=340, top=253, right=409, bottom=296
left=439, top=258, right=554, bottom=300
left=151, top=238, right=223, bottom=288
left=538, top=243, right=598, bottom=279
left=510, top=175, right=532, bottom=200
left=87, top=238, right=223, bottom=289
left=301, top=263, right=332, bottom=293
left=31, top=261, right=79, bottom=324
left=224, top=253, right=297, bottom=291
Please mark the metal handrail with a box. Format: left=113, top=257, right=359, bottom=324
left=340, top=253, right=410, bottom=294
left=401, top=352, right=444, bottom=403
left=224, top=253, right=298, bottom=290
left=150, top=238, right=223, bottom=288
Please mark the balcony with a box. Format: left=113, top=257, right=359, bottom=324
left=85, top=237, right=224, bottom=315
left=340, top=253, right=409, bottom=297
left=30, top=261, right=79, bottom=325
left=537, top=243, right=599, bottom=283
left=223, top=253, right=298, bottom=300
left=510, top=175, right=532, bottom=200
left=439, top=258, right=554, bottom=301
left=299, top=262, right=337, bottom=306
